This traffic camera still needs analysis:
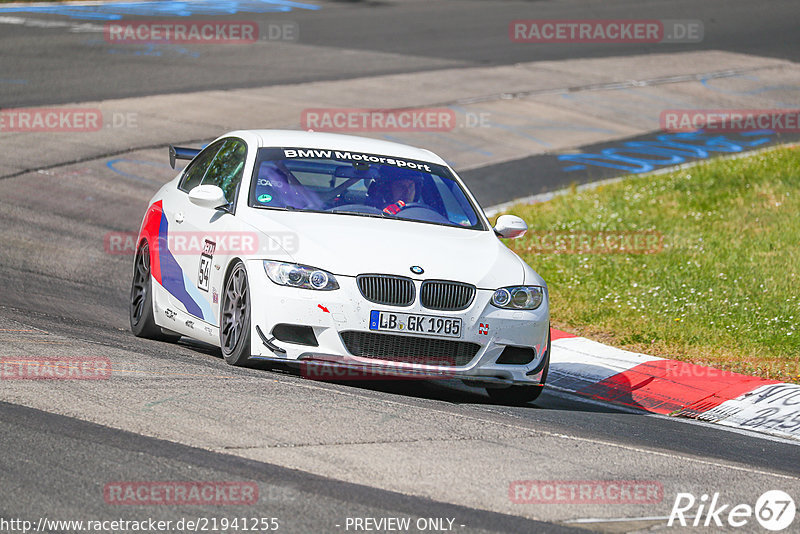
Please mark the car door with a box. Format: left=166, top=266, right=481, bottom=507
left=158, top=139, right=226, bottom=329
left=177, top=137, right=249, bottom=328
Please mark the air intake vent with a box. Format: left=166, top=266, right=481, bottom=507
left=340, top=331, right=480, bottom=367
left=496, top=345, right=536, bottom=365
left=420, top=280, right=476, bottom=311
left=357, top=275, right=415, bottom=307
left=271, top=324, right=318, bottom=347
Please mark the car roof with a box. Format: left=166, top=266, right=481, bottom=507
left=226, top=129, right=448, bottom=166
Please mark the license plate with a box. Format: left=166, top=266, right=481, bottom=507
left=369, top=310, right=462, bottom=338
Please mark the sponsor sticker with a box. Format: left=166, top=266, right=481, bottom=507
left=197, top=239, right=215, bottom=292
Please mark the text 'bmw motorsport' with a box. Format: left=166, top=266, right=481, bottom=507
left=282, top=148, right=433, bottom=172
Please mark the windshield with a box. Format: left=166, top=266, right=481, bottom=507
left=247, top=147, right=485, bottom=230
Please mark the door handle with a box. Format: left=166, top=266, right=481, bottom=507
left=175, top=212, right=185, bottom=224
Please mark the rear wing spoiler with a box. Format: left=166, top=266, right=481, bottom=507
left=168, top=145, right=201, bottom=169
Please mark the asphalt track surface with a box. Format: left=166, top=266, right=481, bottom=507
left=1, top=0, right=798, bottom=107
left=1, top=1, right=800, bottom=533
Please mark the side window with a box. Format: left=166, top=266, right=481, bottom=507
left=434, top=178, right=479, bottom=226
left=201, top=138, right=247, bottom=203
left=179, top=140, right=224, bottom=192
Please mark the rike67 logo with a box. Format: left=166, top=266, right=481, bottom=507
left=668, top=490, right=796, bottom=531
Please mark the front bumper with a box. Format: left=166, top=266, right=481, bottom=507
left=246, top=259, right=550, bottom=386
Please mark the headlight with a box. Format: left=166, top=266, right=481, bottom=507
left=263, top=261, right=339, bottom=291
left=491, top=286, right=544, bottom=310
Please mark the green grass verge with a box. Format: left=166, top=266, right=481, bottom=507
left=501, top=146, right=800, bottom=383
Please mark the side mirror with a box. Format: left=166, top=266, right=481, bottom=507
left=188, top=185, right=228, bottom=210
left=494, top=214, right=527, bottom=239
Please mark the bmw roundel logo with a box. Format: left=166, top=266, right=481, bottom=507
left=410, top=266, right=424, bottom=275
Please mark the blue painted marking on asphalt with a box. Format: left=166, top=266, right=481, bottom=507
left=558, top=152, right=655, bottom=173
left=748, top=138, right=771, bottom=146
left=737, top=136, right=771, bottom=146
left=106, top=158, right=173, bottom=185
left=739, top=130, right=774, bottom=145
left=561, top=165, right=586, bottom=172
left=0, top=0, right=320, bottom=21
left=557, top=130, right=780, bottom=174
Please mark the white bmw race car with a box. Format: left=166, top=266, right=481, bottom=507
left=130, top=130, right=550, bottom=403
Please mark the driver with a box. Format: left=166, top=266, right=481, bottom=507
left=389, top=177, right=416, bottom=203
left=378, top=169, right=422, bottom=214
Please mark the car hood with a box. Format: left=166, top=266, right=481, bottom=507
left=242, top=210, right=525, bottom=288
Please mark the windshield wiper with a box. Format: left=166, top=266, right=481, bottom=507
left=329, top=209, right=389, bottom=219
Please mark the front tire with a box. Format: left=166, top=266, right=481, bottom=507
left=220, top=261, right=251, bottom=366
left=129, top=241, right=180, bottom=342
